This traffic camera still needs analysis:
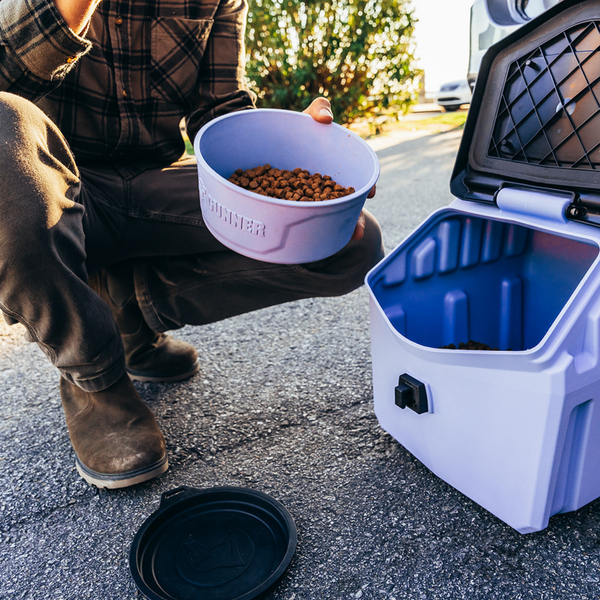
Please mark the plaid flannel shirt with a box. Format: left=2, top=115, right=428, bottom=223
left=0, top=0, right=255, bottom=170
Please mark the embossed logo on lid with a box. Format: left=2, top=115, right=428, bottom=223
left=176, top=528, right=255, bottom=586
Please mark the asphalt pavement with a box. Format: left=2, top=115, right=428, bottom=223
left=2, top=121, right=600, bottom=600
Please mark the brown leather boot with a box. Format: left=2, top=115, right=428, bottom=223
left=89, top=267, right=200, bottom=383
left=60, top=373, right=169, bottom=488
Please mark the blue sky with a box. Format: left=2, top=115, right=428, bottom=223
left=413, top=0, right=475, bottom=92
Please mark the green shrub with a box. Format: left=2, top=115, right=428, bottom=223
left=245, top=0, right=421, bottom=125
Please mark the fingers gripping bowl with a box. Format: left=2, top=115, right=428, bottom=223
left=193, top=109, right=380, bottom=264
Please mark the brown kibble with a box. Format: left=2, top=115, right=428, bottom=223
left=228, top=166, right=356, bottom=203
left=440, top=340, right=502, bottom=351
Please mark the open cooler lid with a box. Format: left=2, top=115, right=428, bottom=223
left=451, top=0, right=600, bottom=227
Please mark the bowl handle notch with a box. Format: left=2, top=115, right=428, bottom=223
left=159, top=486, right=199, bottom=508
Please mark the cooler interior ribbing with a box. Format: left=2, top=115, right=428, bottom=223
left=368, top=214, right=598, bottom=351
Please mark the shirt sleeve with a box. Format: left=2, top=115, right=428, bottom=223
left=185, top=0, right=256, bottom=141
left=0, top=0, right=92, bottom=100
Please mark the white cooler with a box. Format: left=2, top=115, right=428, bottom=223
left=366, top=0, right=600, bottom=533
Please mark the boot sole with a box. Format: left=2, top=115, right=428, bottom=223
left=75, top=454, right=169, bottom=489
left=126, top=360, right=200, bottom=383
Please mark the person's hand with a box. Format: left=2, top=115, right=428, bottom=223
left=351, top=196, right=375, bottom=242
left=303, top=97, right=376, bottom=241
left=303, top=97, right=334, bottom=124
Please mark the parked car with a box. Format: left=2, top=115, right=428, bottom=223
left=429, top=78, right=472, bottom=112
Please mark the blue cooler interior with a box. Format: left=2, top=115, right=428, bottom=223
left=366, top=0, right=600, bottom=533
left=370, top=215, right=599, bottom=351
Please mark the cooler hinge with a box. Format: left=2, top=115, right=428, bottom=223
left=495, top=184, right=577, bottom=224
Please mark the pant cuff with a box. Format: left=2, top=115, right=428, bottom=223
left=62, top=352, right=127, bottom=392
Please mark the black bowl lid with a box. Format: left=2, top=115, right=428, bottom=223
left=130, top=487, right=297, bottom=600
left=451, top=0, right=600, bottom=227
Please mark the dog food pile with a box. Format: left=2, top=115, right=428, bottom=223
left=227, top=165, right=355, bottom=202
left=440, top=340, right=512, bottom=351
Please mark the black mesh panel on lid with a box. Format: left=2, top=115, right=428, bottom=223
left=489, top=20, right=600, bottom=169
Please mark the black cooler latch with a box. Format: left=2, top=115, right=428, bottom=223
left=395, top=374, right=428, bottom=415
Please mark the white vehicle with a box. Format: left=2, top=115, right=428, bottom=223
left=485, top=0, right=563, bottom=27
left=468, top=0, right=520, bottom=87
left=468, top=0, right=564, bottom=87
left=428, top=1, right=565, bottom=113
left=430, top=79, right=472, bottom=112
